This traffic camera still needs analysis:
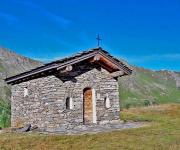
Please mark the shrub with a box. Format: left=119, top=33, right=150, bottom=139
left=0, top=110, right=10, bottom=128
left=144, top=99, right=151, bottom=106
left=0, top=102, right=11, bottom=128
left=125, top=103, right=131, bottom=109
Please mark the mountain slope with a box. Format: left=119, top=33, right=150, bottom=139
left=0, top=47, right=42, bottom=102
left=119, top=66, right=180, bottom=108
left=0, top=47, right=42, bottom=127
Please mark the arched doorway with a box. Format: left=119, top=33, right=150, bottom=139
left=83, top=87, right=93, bottom=124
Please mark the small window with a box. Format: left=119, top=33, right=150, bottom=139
left=66, top=97, right=70, bottom=109
left=24, top=87, right=28, bottom=97
left=66, top=97, right=74, bottom=110
left=104, top=94, right=111, bottom=108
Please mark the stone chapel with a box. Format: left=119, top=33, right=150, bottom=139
left=5, top=47, right=132, bottom=131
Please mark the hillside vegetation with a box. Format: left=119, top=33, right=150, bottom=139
left=0, top=104, right=179, bottom=150
left=119, top=67, right=180, bottom=109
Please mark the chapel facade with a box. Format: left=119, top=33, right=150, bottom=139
left=5, top=48, right=132, bottom=131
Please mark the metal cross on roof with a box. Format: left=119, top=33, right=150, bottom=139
left=96, top=34, right=102, bottom=47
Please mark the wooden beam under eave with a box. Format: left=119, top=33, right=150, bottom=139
left=96, top=61, right=114, bottom=72
left=89, top=54, right=101, bottom=63
left=57, top=65, right=73, bottom=73
left=89, top=54, right=120, bottom=72
left=89, top=54, right=120, bottom=71
left=99, top=55, right=120, bottom=70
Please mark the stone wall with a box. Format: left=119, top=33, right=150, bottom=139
left=11, top=64, right=120, bottom=131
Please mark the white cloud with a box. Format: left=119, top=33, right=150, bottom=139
left=33, top=52, right=180, bottom=64
left=120, top=53, right=180, bottom=64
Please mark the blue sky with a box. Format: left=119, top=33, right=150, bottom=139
left=0, top=0, right=180, bottom=71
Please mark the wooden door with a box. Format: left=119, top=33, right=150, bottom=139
left=83, top=88, right=93, bottom=124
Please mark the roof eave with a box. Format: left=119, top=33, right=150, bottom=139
left=5, top=48, right=132, bottom=85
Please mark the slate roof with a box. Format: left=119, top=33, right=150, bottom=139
left=5, top=47, right=132, bottom=84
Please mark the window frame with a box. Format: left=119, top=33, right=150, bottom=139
left=104, top=94, right=111, bottom=109
left=66, top=97, right=74, bottom=110
left=24, top=87, right=28, bottom=97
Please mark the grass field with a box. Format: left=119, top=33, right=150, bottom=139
left=0, top=104, right=179, bottom=150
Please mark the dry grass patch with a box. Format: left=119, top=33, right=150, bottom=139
left=0, top=104, right=180, bottom=150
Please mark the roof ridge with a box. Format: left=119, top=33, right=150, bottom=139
left=45, top=47, right=103, bottom=65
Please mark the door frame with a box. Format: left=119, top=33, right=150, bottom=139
left=83, top=87, right=97, bottom=124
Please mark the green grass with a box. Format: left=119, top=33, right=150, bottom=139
left=0, top=104, right=179, bottom=150
left=0, top=100, right=11, bottom=128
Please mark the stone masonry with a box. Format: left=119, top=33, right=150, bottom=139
left=11, top=63, right=120, bottom=132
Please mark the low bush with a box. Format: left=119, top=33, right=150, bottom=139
left=144, top=99, right=151, bottom=106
